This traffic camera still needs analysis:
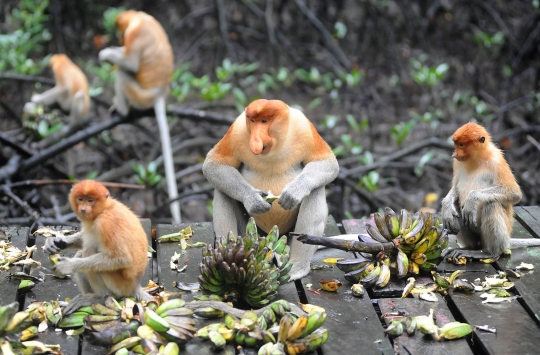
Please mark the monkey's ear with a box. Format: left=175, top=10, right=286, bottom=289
left=479, top=136, right=485, bottom=143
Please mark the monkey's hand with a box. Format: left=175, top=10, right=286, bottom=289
left=43, top=237, right=68, bottom=254
left=278, top=183, right=309, bottom=210
left=244, top=190, right=272, bottom=215
left=461, top=192, right=479, bottom=230
left=52, top=257, right=75, bottom=276
left=98, top=47, right=118, bottom=63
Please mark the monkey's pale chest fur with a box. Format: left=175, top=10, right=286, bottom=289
left=455, top=161, right=497, bottom=206
left=241, top=164, right=301, bottom=234
left=232, top=110, right=312, bottom=234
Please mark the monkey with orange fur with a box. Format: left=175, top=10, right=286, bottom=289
left=30, top=54, right=90, bottom=122
left=203, top=99, right=339, bottom=281
left=441, top=122, right=540, bottom=259
left=98, top=10, right=181, bottom=224
left=44, top=180, right=152, bottom=314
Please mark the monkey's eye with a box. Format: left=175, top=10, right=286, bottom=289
left=458, top=143, right=465, bottom=147
left=261, top=120, right=268, bottom=124
left=250, top=119, right=255, bottom=123
left=77, top=197, right=84, bottom=202
left=87, top=198, right=94, bottom=204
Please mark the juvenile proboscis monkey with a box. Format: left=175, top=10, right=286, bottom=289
left=30, top=54, right=90, bottom=122
left=441, top=122, right=540, bottom=259
left=98, top=10, right=181, bottom=224
left=202, top=99, right=339, bottom=280
left=44, top=180, right=152, bottom=314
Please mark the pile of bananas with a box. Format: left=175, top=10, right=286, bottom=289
left=196, top=300, right=328, bottom=355
left=384, top=308, right=472, bottom=340
left=199, top=217, right=291, bottom=307
left=59, top=297, right=196, bottom=355
left=336, top=208, right=449, bottom=288
left=0, top=301, right=64, bottom=354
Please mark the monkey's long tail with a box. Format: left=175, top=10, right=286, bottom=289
left=510, top=238, right=540, bottom=248
left=154, top=96, right=181, bottom=224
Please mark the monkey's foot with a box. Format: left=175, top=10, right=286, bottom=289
left=287, top=263, right=311, bottom=282
left=63, top=294, right=103, bottom=315
left=444, top=248, right=500, bottom=261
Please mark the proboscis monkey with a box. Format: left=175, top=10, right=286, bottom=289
left=441, top=122, right=540, bottom=259
left=30, top=54, right=90, bottom=122
left=202, top=99, right=339, bottom=280
left=43, top=180, right=152, bottom=314
left=98, top=10, right=180, bottom=224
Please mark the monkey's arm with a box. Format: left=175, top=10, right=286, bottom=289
left=441, top=187, right=461, bottom=233
left=202, top=161, right=271, bottom=215
left=54, top=252, right=131, bottom=276
left=43, top=231, right=83, bottom=254
left=31, top=86, right=69, bottom=106
left=279, top=158, right=339, bottom=210
left=461, top=186, right=522, bottom=230
left=98, top=46, right=140, bottom=73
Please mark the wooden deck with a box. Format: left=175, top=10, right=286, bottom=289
left=1, top=206, right=540, bottom=355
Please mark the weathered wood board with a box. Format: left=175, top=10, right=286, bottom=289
left=378, top=293, right=474, bottom=354
left=300, top=218, right=394, bottom=355
left=0, top=226, right=29, bottom=303
left=515, top=206, right=540, bottom=239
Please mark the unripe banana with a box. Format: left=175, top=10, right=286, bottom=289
left=375, top=263, right=391, bottom=288
left=366, top=224, right=389, bottom=243
left=155, top=298, right=186, bottom=315
left=143, top=309, right=170, bottom=332
left=374, top=212, right=393, bottom=241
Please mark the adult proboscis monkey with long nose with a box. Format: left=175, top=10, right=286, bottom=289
left=203, top=99, right=339, bottom=280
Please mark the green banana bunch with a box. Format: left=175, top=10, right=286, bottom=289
left=334, top=208, right=450, bottom=290
left=199, top=217, right=292, bottom=307
left=195, top=301, right=328, bottom=354
left=285, top=328, right=328, bottom=355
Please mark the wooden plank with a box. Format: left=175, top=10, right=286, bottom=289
left=156, top=222, right=214, bottom=299
left=156, top=222, right=219, bottom=354
left=140, top=218, right=154, bottom=285
left=438, top=253, right=540, bottom=354
left=300, top=218, right=394, bottom=354
left=514, top=206, right=540, bottom=239
left=0, top=226, right=29, bottom=303
left=492, top=217, right=540, bottom=325
left=301, top=244, right=394, bottom=354
left=25, top=226, right=80, bottom=355
left=378, top=294, right=474, bottom=354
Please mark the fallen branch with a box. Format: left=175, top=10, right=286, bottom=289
left=339, top=137, right=453, bottom=178
left=0, top=179, right=145, bottom=190
left=215, top=0, right=236, bottom=60
left=19, top=111, right=146, bottom=173
left=291, top=232, right=396, bottom=253
left=292, top=0, right=351, bottom=71
left=167, top=106, right=235, bottom=125
left=0, top=132, right=35, bottom=157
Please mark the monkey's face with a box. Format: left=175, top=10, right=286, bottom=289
left=452, top=142, right=469, bottom=161
left=74, top=196, right=98, bottom=221
left=245, top=99, right=289, bottom=156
